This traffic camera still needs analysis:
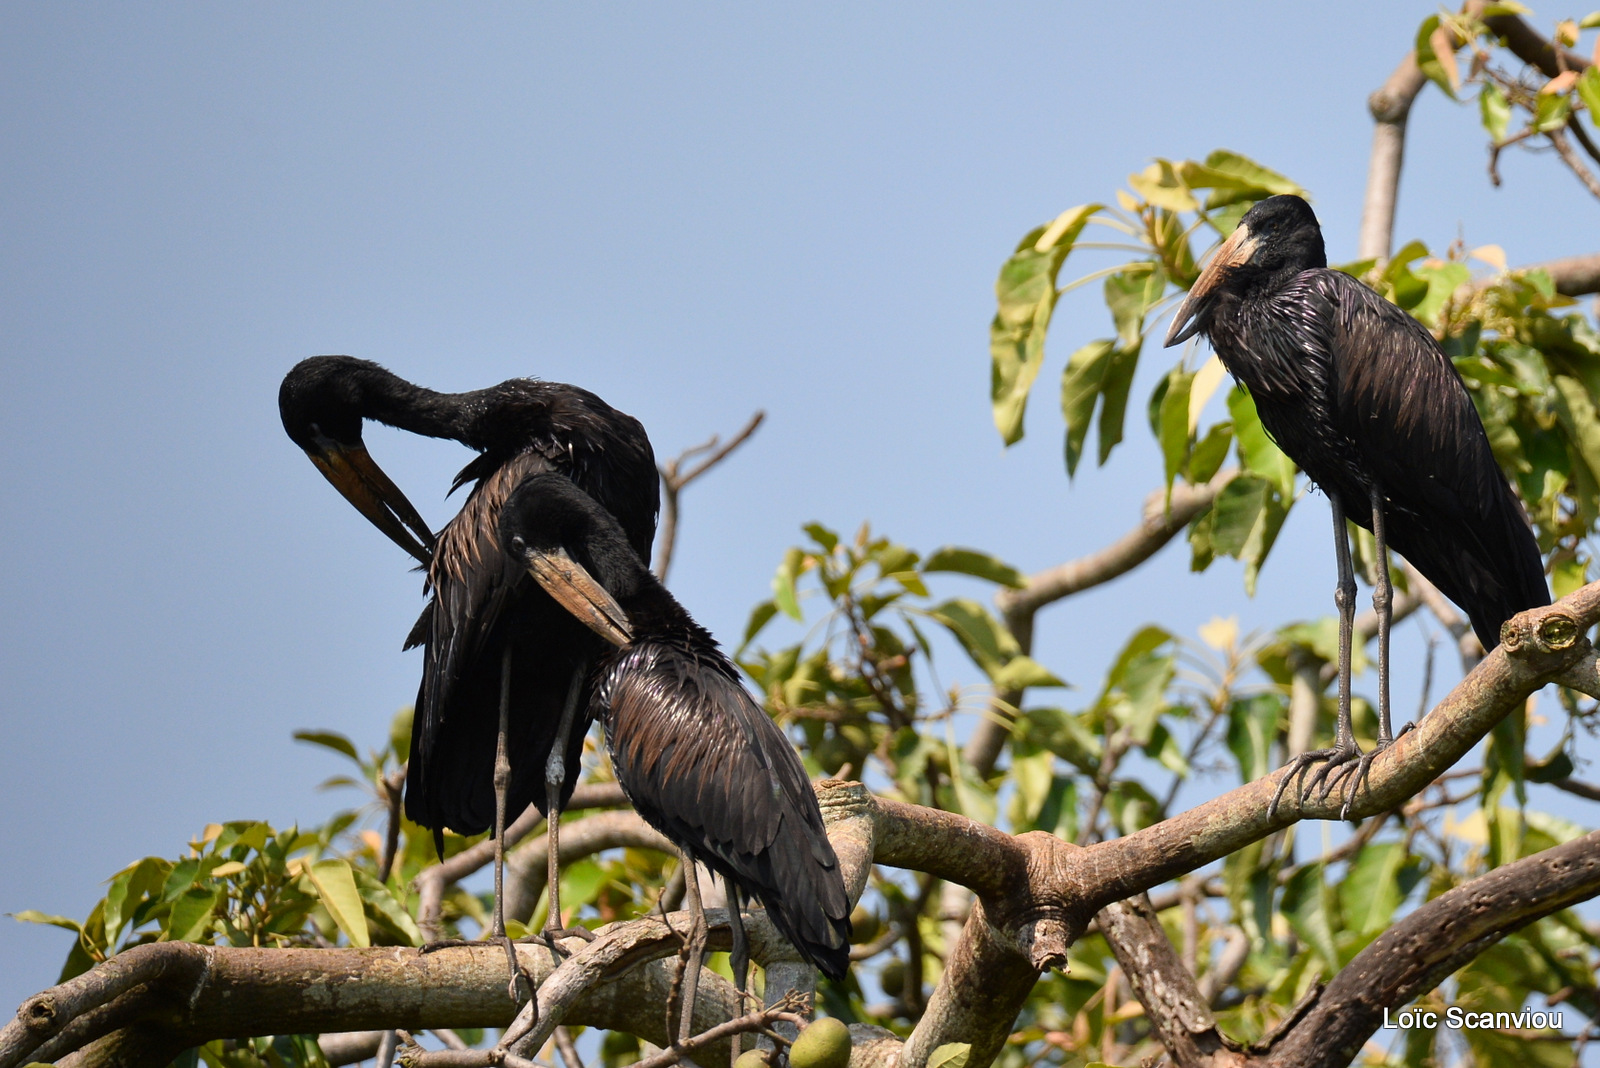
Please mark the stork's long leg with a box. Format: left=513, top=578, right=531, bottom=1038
left=676, top=856, right=709, bottom=1046
left=541, top=666, right=588, bottom=952
left=1269, top=493, right=1364, bottom=817
left=1324, top=483, right=1414, bottom=818
left=493, top=642, right=529, bottom=1002
left=727, top=883, right=750, bottom=1059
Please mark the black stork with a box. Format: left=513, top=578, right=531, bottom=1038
left=498, top=472, right=851, bottom=1039
left=279, top=355, right=658, bottom=965
left=1164, top=195, right=1549, bottom=817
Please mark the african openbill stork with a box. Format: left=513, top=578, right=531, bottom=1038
left=1164, top=195, right=1549, bottom=816
left=279, top=355, right=658, bottom=964
left=499, top=472, right=851, bottom=1038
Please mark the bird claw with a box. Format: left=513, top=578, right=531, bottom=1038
left=1268, top=746, right=1352, bottom=818
left=524, top=925, right=596, bottom=961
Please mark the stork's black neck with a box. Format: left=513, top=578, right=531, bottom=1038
left=279, top=355, right=471, bottom=449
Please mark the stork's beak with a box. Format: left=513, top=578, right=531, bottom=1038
left=1164, top=222, right=1261, bottom=347
left=306, top=438, right=436, bottom=566
left=522, top=547, right=633, bottom=646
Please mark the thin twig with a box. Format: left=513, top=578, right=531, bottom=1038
left=653, top=411, right=766, bottom=583
left=1548, top=127, right=1600, bottom=201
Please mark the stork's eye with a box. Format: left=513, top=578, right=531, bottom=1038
left=510, top=535, right=527, bottom=554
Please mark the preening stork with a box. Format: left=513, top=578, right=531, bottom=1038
left=279, top=355, right=658, bottom=966
left=1165, top=195, right=1548, bottom=816
left=498, top=472, right=851, bottom=1038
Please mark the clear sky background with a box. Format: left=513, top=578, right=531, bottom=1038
left=4, top=1, right=1598, bottom=1027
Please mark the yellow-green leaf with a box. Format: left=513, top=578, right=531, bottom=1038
left=307, top=858, right=370, bottom=949
left=928, top=1044, right=972, bottom=1068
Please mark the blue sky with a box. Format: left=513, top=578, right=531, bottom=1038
left=3, top=1, right=1597, bottom=1022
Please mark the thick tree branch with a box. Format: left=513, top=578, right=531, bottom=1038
left=1262, top=827, right=1600, bottom=1067
left=965, top=468, right=1237, bottom=775
left=1360, top=49, right=1428, bottom=262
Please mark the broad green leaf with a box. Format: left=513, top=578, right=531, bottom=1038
left=802, top=522, right=839, bottom=553
left=990, top=654, right=1066, bottom=691
left=1208, top=477, right=1271, bottom=558
left=1414, top=16, right=1459, bottom=99
left=992, top=210, right=1098, bottom=444
left=1096, top=342, right=1141, bottom=466
left=945, top=738, right=998, bottom=826
left=928, top=1043, right=972, bottom=1068
left=12, top=910, right=84, bottom=934
left=741, top=600, right=779, bottom=649
left=772, top=547, right=806, bottom=621
left=1104, top=781, right=1161, bottom=833
left=1105, top=266, right=1166, bottom=348
left=389, top=705, right=413, bottom=763
left=1552, top=376, right=1600, bottom=485
left=1006, top=743, right=1055, bottom=831
left=1410, top=260, right=1471, bottom=329
left=355, top=871, right=422, bottom=946
left=165, top=886, right=221, bottom=943
left=1281, top=863, right=1339, bottom=971
left=1060, top=339, right=1117, bottom=476
left=921, top=547, right=1026, bottom=588
left=1018, top=708, right=1103, bottom=774
left=1226, top=693, right=1279, bottom=783
left=1032, top=775, right=1079, bottom=840
left=1340, top=842, right=1414, bottom=935
left=1481, top=82, right=1511, bottom=142
left=1188, top=421, right=1234, bottom=483
left=1128, top=161, right=1197, bottom=213
left=925, top=599, right=1020, bottom=677
left=307, top=858, right=370, bottom=949
left=1533, top=91, right=1572, bottom=133
left=292, top=730, right=360, bottom=763
left=1228, top=388, right=1295, bottom=498
left=102, top=857, right=171, bottom=949
left=1158, top=368, right=1194, bottom=492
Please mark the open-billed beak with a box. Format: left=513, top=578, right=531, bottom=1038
left=522, top=547, right=633, bottom=646
left=1164, top=222, right=1261, bottom=347
left=306, top=438, right=436, bottom=566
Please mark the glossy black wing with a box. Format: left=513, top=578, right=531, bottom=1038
left=600, top=644, right=851, bottom=978
left=1307, top=271, right=1549, bottom=644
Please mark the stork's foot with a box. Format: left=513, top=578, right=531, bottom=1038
left=1267, top=743, right=1361, bottom=819
left=1319, top=722, right=1413, bottom=820
left=499, top=934, right=535, bottom=1003
left=527, top=925, right=596, bottom=960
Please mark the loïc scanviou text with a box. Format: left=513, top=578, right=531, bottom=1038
left=1382, top=1007, right=1563, bottom=1030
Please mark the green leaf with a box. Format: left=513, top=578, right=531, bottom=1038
left=1096, top=342, right=1141, bottom=466
left=1414, top=15, right=1459, bottom=99
left=389, top=705, right=413, bottom=763
left=921, top=547, right=1026, bottom=588
left=1228, top=388, right=1295, bottom=498
left=1226, top=694, right=1279, bottom=783
left=103, top=857, right=171, bottom=949
left=11, top=910, right=84, bottom=934
left=1281, top=863, right=1339, bottom=971
left=772, top=547, right=806, bottom=621
left=925, top=599, right=1020, bottom=677
left=741, top=600, right=779, bottom=649
left=1128, top=161, right=1197, bottom=213
left=1018, top=708, right=1102, bottom=774
left=165, top=886, right=221, bottom=943
left=292, top=730, right=360, bottom=763
left=355, top=871, right=422, bottom=947
left=1208, top=477, right=1271, bottom=556
left=1006, top=743, right=1056, bottom=832
left=307, top=858, right=370, bottom=948
left=1104, top=781, right=1161, bottom=833
left=1104, top=266, right=1166, bottom=349
left=1410, top=260, right=1471, bottom=329
left=991, top=208, right=1099, bottom=445
left=802, top=522, right=839, bottom=554
left=1340, top=842, right=1413, bottom=936
left=1188, top=421, right=1233, bottom=484
left=927, top=1043, right=972, bottom=1068
left=990, top=655, right=1066, bottom=691
left=1158, top=368, right=1195, bottom=492
left=1059, top=339, right=1117, bottom=476
left=1533, top=90, right=1572, bottom=133
left=1581, top=11, right=1600, bottom=30
left=1553, top=376, right=1600, bottom=486
left=1480, top=82, right=1511, bottom=143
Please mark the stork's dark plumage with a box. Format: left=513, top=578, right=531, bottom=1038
left=498, top=473, right=852, bottom=991
left=1165, top=195, right=1548, bottom=815
left=279, top=355, right=657, bottom=956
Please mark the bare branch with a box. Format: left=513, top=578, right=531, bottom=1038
left=965, top=468, right=1237, bottom=775
left=1548, top=127, right=1600, bottom=202
left=652, top=412, right=766, bottom=583
left=1360, top=50, right=1428, bottom=262
left=1482, top=12, right=1591, bottom=77
left=504, top=810, right=675, bottom=925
